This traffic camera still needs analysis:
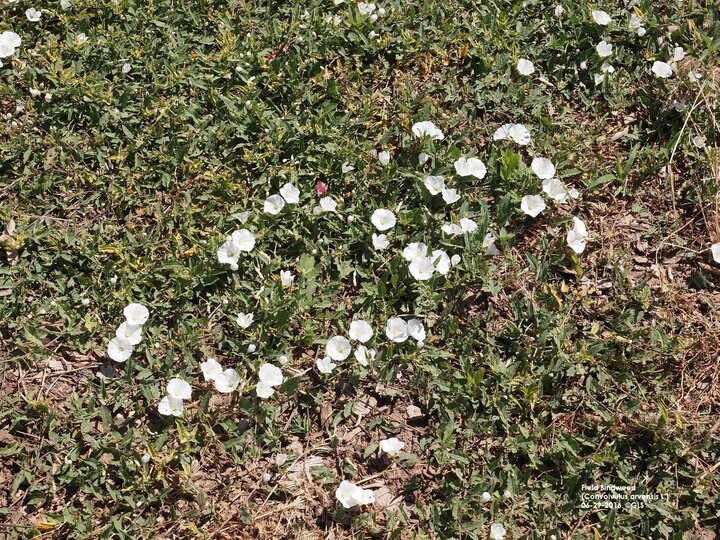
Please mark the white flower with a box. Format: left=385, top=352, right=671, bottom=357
left=214, top=368, right=240, bottom=393
left=233, top=229, right=257, bottom=250
left=357, top=2, right=376, bottom=15
left=409, top=256, right=435, bottom=280
left=454, top=157, right=487, bottom=179
left=459, top=218, right=477, bottom=233
left=407, top=319, right=425, bottom=341
left=326, top=336, right=352, bottom=361
left=568, top=187, right=580, bottom=199
left=277, top=355, right=289, bottom=365
left=349, top=320, right=374, bottom=343
left=591, top=9, right=612, bottom=25
left=542, top=178, right=568, bottom=202
left=280, top=270, right=295, bottom=287
left=402, top=242, right=428, bottom=262
left=481, top=491, right=492, bottom=502
left=379, top=437, right=405, bottom=456
left=711, top=242, right=720, bottom=263
left=424, top=175, right=445, bottom=195
left=76, top=33, right=88, bottom=44
left=61, top=0, right=72, bottom=9
left=353, top=345, right=376, bottom=366
left=378, top=151, right=391, bottom=166
left=256, top=381, right=275, bottom=399
left=566, top=217, right=588, bottom=254
left=26, top=8, right=42, bottom=22
left=158, top=395, right=184, bottom=417
left=637, top=27, right=646, bottom=36
left=673, top=46, right=685, bottom=62
left=0, top=31, right=22, bottom=59
left=596, top=40, right=613, bottom=58
left=411, top=121, right=444, bottom=140
left=418, top=152, right=429, bottom=165
left=233, top=210, right=250, bottom=223
left=316, top=356, right=337, bottom=374
left=441, top=188, right=461, bottom=204
left=385, top=317, right=409, bottom=342
left=201, top=358, right=223, bottom=381
left=490, top=523, right=507, bottom=540
left=264, top=194, right=286, bottom=215
left=335, top=480, right=375, bottom=509
left=520, top=195, right=546, bottom=217
left=341, top=162, right=355, bottom=173
left=629, top=13, right=643, bottom=29
left=259, top=362, right=284, bottom=387
left=167, top=377, right=192, bottom=400
left=236, top=312, right=254, bottom=329
left=279, top=183, right=300, bottom=204
left=516, top=58, right=535, bottom=75
left=372, top=233, right=389, bottom=250
left=124, top=303, right=149, bottom=326
left=107, top=337, right=133, bottom=362
left=451, top=254, right=461, bottom=265
left=554, top=5, right=564, bottom=16
left=116, top=322, right=142, bottom=345
left=652, top=61, right=673, bottom=78
left=689, top=70, right=702, bottom=83
left=601, top=62, right=615, bottom=74
left=531, top=157, right=556, bottom=179
left=122, top=62, right=132, bottom=74
left=319, top=196, right=337, bottom=212
left=441, top=223, right=464, bottom=236
left=483, top=233, right=499, bottom=255
left=371, top=209, right=396, bottom=231
left=594, top=73, right=606, bottom=86
left=247, top=343, right=257, bottom=353
left=494, top=123, right=532, bottom=145
left=377, top=7, right=385, bottom=16
left=693, top=135, right=706, bottom=148
left=431, top=250, right=451, bottom=275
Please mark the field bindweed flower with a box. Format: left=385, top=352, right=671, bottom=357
left=26, top=8, right=42, bottom=21
left=673, top=46, right=685, bottom=62
left=124, top=303, right=149, bottom=326
left=116, top=322, right=142, bottom=345
left=493, top=123, right=531, bottom=145
left=349, top=320, right=374, bottom=343
left=167, top=377, right=192, bottom=400
left=490, top=523, right=507, bottom=540
left=407, top=319, right=425, bottom=342
left=107, top=337, right=133, bottom=362
left=451, top=254, right=461, bottom=265
left=379, top=437, right=405, bottom=456
left=454, top=157, right=487, bottom=179
left=432, top=250, right=451, bottom=275
left=566, top=217, right=588, bottom=253
left=386, top=317, right=409, bottom=342
left=214, top=368, right=240, bottom=393
left=520, top=195, right=546, bottom=217
left=217, top=229, right=255, bottom=270
left=257, top=362, right=283, bottom=398
left=335, top=480, right=375, bottom=509
left=483, top=233, right=499, bottom=255
left=460, top=218, right=477, bottom=233
left=418, top=152, right=429, bottom=165
left=354, top=345, right=376, bottom=366
left=201, top=358, right=223, bottom=381
left=424, top=175, right=445, bottom=195
left=280, top=270, right=295, bottom=287
left=596, top=41, right=612, bottom=58
left=0, top=31, right=22, bottom=59
left=516, top=58, right=535, bottom=75
left=315, top=180, right=328, bottom=195
left=542, top=178, right=569, bottom=202
left=441, top=188, right=461, bottom=204
left=372, top=233, right=389, bottom=250
left=326, top=336, right=352, bottom=360
left=711, top=243, right=720, bottom=263
left=441, top=223, right=464, bottom=236
left=554, top=5, right=564, bottom=16
left=158, top=395, right=184, bottom=417
left=341, top=162, right=354, bottom=173
left=357, top=2, right=376, bottom=15
left=316, top=356, right=337, bottom=374
left=122, top=62, right=132, bottom=73
left=531, top=157, right=556, bottom=179
left=402, top=242, right=428, bottom=262
left=319, top=196, right=337, bottom=212
left=591, top=10, right=612, bottom=25
left=651, top=61, right=673, bottom=78
left=264, top=194, right=286, bottom=215
left=481, top=491, right=492, bottom=502
left=412, top=121, right=444, bottom=140
left=236, top=312, right=254, bottom=329
left=279, top=183, right=300, bottom=204
left=378, top=151, right=391, bottom=166
left=76, top=33, right=88, bottom=44
left=409, top=256, right=435, bottom=280
left=371, top=209, right=396, bottom=231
